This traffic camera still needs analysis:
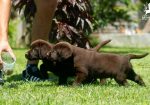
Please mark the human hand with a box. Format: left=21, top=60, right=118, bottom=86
left=0, top=40, right=16, bottom=64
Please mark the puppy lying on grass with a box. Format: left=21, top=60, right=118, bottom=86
left=25, top=39, right=110, bottom=85
left=49, top=41, right=148, bottom=86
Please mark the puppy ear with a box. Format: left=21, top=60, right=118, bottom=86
left=30, top=39, right=53, bottom=59
left=39, top=40, right=53, bottom=58
left=30, top=39, right=42, bottom=48
left=31, top=39, right=52, bottom=48
left=54, top=42, right=73, bottom=59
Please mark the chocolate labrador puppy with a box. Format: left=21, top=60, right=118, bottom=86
left=49, top=41, right=148, bottom=86
left=25, top=39, right=111, bottom=85
left=25, top=39, right=54, bottom=79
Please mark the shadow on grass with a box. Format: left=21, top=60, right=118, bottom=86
left=5, top=73, right=60, bottom=87
left=6, top=72, right=58, bottom=82
left=4, top=73, right=141, bottom=88
left=6, top=74, right=22, bottom=82
left=1, top=74, right=25, bottom=88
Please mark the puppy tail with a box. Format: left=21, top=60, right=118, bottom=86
left=91, top=39, right=111, bottom=51
left=129, top=53, right=149, bottom=60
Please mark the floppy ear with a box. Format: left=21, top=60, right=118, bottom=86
left=40, top=43, right=53, bottom=58
left=30, top=39, right=42, bottom=48
left=38, top=40, right=53, bottom=59
left=30, top=39, right=53, bottom=59
left=25, top=40, right=42, bottom=60
left=54, top=42, right=73, bottom=59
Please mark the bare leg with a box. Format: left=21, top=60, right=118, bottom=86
left=27, top=0, right=58, bottom=65
left=24, top=0, right=58, bottom=81
left=31, top=0, right=58, bottom=42
left=0, top=0, right=16, bottom=62
left=0, top=0, right=11, bottom=39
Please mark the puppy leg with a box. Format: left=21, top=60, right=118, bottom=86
left=73, top=67, right=88, bottom=86
left=134, top=75, right=145, bottom=86
left=83, top=77, right=96, bottom=84
left=114, top=73, right=128, bottom=86
left=127, top=69, right=145, bottom=86
left=40, top=64, right=49, bottom=79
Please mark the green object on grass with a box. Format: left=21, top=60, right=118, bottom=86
left=1, top=52, right=14, bottom=64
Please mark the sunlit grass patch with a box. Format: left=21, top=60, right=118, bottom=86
left=0, top=47, right=150, bottom=105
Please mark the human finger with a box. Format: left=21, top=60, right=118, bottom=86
left=8, top=49, right=16, bottom=61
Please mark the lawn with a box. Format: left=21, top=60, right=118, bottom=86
left=0, top=47, right=150, bottom=105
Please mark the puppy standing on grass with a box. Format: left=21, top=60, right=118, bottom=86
left=25, top=39, right=111, bottom=85
left=25, top=40, right=54, bottom=80
left=49, top=41, right=148, bottom=86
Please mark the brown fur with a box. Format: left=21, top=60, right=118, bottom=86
left=90, top=39, right=111, bottom=51
left=25, top=39, right=54, bottom=79
left=50, top=41, right=148, bottom=86
left=25, top=39, right=110, bottom=84
left=25, top=39, right=53, bottom=60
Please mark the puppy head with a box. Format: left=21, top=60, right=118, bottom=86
left=49, top=42, right=73, bottom=61
left=25, top=39, right=52, bottom=60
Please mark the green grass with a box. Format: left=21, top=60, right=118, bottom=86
left=0, top=47, right=150, bottom=105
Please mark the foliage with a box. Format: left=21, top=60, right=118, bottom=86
left=14, top=0, right=93, bottom=48
left=8, top=20, right=18, bottom=48
left=90, top=0, right=150, bottom=31
left=50, top=0, right=93, bottom=48
left=0, top=47, right=150, bottom=104
left=139, top=0, right=150, bottom=11
left=90, top=0, right=141, bottom=30
left=12, top=0, right=149, bottom=48
left=140, top=0, right=150, bottom=3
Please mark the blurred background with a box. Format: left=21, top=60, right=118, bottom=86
left=9, top=0, right=150, bottom=48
